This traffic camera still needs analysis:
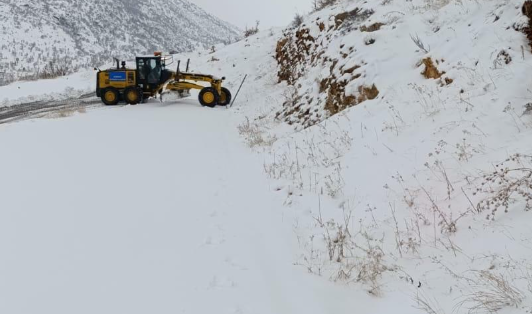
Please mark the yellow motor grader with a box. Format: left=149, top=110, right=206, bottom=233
left=95, top=53, right=231, bottom=107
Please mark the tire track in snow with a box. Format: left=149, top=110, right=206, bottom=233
left=0, top=93, right=104, bottom=125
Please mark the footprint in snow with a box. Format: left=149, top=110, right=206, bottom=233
left=227, top=307, right=244, bottom=314
left=208, top=276, right=237, bottom=290
left=225, top=257, right=248, bottom=271
left=204, top=235, right=226, bottom=246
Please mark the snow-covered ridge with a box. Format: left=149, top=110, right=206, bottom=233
left=0, top=0, right=240, bottom=85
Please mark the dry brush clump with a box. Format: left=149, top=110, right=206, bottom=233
left=237, top=117, right=277, bottom=148
left=312, top=0, right=339, bottom=12
left=244, top=21, right=260, bottom=38
left=475, top=153, right=532, bottom=220
left=312, top=211, right=391, bottom=296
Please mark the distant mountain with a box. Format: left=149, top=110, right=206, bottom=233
left=0, top=0, right=240, bottom=85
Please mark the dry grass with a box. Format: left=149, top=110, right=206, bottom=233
left=456, top=271, right=524, bottom=313
left=414, top=290, right=446, bottom=314
left=237, top=117, right=277, bottom=148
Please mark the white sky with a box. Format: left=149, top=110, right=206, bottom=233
left=191, top=0, right=313, bottom=29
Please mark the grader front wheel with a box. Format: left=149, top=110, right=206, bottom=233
left=198, top=87, right=219, bottom=108
left=218, top=87, right=232, bottom=107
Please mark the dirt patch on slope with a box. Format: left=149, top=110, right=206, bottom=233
left=360, top=23, right=385, bottom=32
left=421, top=58, right=443, bottom=79
left=522, top=1, right=532, bottom=50
left=275, top=12, right=379, bottom=128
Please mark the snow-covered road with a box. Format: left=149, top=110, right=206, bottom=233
left=0, top=101, right=354, bottom=314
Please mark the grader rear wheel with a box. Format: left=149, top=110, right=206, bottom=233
left=101, top=87, right=120, bottom=106
left=124, top=87, right=142, bottom=105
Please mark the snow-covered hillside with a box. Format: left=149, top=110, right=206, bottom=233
left=1, top=0, right=532, bottom=314
left=0, top=0, right=240, bottom=85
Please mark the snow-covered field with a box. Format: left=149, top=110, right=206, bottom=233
left=1, top=0, right=532, bottom=313
left=0, top=102, right=361, bottom=314
left=0, top=70, right=94, bottom=107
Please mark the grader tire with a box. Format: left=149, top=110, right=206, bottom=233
left=198, top=87, right=219, bottom=108
left=101, top=87, right=120, bottom=106
left=218, top=87, right=232, bottom=107
left=124, top=87, right=142, bottom=105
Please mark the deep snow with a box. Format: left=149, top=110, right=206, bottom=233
left=0, top=102, right=359, bottom=314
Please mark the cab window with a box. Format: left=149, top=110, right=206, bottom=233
left=137, top=59, right=146, bottom=80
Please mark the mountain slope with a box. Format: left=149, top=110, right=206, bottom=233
left=0, top=0, right=240, bottom=85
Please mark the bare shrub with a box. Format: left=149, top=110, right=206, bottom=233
left=410, top=83, right=444, bottom=117
left=476, top=153, right=532, bottom=220
left=411, top=34, right=431, bottom=53
left=493, top=50, right=512, bottom=68
left=316, top=208, right=389, bottom=295
left=19, top=59, right=72, bottom=81
left=244, top=21, right=260, bottom=38
left=300, top=196, right=393, bottom=296
left=314, top=209, right=352, bottom=264
left=291, top=13, right=304, bottom=28
left=456, top=271, right=524, bottom=313
left=312, top=0, right=338, bottom=11
left=324, top=164, right=345, bottom=198
left=524, top=103, right=532, bottom=115
left=353, top=231, right=389, bottom=296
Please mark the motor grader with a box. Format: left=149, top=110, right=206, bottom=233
left=95, top=53, right=231, bottom=107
